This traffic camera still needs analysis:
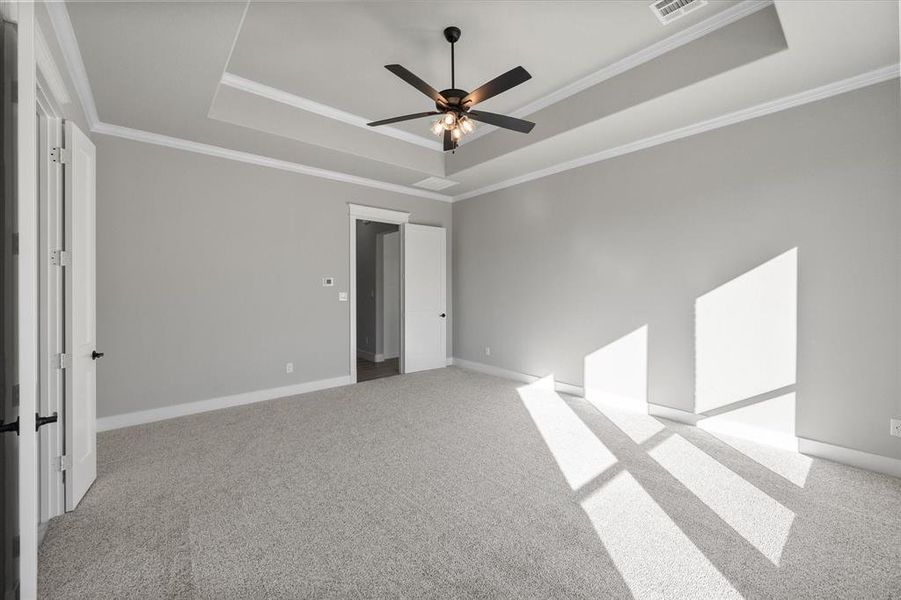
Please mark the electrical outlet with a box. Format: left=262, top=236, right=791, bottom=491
left=485, top=346, right=491, bottom=356
left=891, top=418, right=901, bottom=438
left=286, top=362, right=294, bottom=374
left=322, top=277, right=334, bottom=287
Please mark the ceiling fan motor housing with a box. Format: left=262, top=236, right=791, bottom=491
left=366, top=23, right=535, bottom=150
left=437, top=89, right=469, bottom=113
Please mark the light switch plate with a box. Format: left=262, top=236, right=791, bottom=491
left=338, top=292, right=348, bottom=302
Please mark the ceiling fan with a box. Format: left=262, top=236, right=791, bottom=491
left=367, top=26, right=535, bottom=152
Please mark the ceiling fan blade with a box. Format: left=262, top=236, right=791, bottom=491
left=467, top=110, right=535, bottom=134
left=443, top=129, right=455, bottom=152
left=367, top=111, right=440, bottom=127
left=462, top=66, right=531, bottom=107
left=385, top=64, right=448, bottom=106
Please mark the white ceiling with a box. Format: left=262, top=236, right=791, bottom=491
left=61, top=0, right=900, bottom=201
left=226, top=1, right=742, bottom=136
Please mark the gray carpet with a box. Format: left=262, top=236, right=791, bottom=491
left=38, top=367, right=901, bottom=599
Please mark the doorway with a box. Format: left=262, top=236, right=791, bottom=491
left=355, top=220, right=400, bottom=382
left=347, top=203, right=448, bottom=384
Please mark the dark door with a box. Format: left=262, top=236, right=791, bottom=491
left=0, top=17, right=19, bottom=598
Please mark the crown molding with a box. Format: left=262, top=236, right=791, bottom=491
left=92, top=122, right=453, bottom=202
left=35, top=21, right=71, bottom=106
left=45, top=0, right=898, bottom=209
left=220, top=72, right=444, bottom=152
left=219, top=1, right=773, bottom=152
left=462, top=0, right=773, bottom=144
left=45, top=3, right=452, bottom=203
left=453, top=63, right=901, bottom=202
left=45, top=0, right=98, bottom=128
left=217, top=0, right=251, bottom=85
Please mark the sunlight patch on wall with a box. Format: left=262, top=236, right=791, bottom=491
left=584, top=325, right=663, bottom=443
left=695, top=249, right=797, bottom=414
left=581, top=471, right=742, bottom=600
left=648, top=434, right=795, bottom=565
left=585, top=325, right=649, bottom=409
left=518, top=376, right=617, bottom=490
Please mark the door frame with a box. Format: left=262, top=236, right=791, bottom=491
left=35, top=80, right=64, bottom=526
left=347, top=203, right=409, bottom=384
left=13, top=0, right=40, bottom=596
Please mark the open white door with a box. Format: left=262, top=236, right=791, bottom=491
left=63, top=121, right=96, bottom=511
left=402, top=224, right=446, bottom=373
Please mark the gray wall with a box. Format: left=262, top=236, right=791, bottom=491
left=453, top=81, right=901, bottom=460
left=96, top=135, right=451, bottom=418
left=355, top=220, right=397, bottom=356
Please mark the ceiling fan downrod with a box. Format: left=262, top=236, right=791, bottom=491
left=444, top=26, right=461, bottom=89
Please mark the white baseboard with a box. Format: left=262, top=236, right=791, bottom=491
left=451, top=357, right=584, bottom=396
left=451, top=356, right=901, bottom=479
left=648, top=403, right=700, bottom=425
left=700, top=419, right=799, bottom=452
left=97, top=375, right=352, bottom=432
left=799, top=438, right=901, bottom=479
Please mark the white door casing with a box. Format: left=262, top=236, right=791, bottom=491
left=37, top=99, right=64, bottom=523
left=63, top=120, right=96, bottom=511
left=402, top=224, right=446, bottom=373
left=347, top=203, right=409, bottom=382
left=13, top=1, right=39, bottom=595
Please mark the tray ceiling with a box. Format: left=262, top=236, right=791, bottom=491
left=59, top=0, right=899, bottom=201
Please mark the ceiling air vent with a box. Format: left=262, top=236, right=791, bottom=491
left=413, top=177, right=458, bottom=191
left=650, top=0, right=708, bottom=25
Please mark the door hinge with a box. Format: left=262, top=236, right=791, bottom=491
left=54, top=353, right=72, bottom=369
left=50, top=249, right=71, bottom=267
left=57, top=455, right=72, bottom=472
left=50, top=146, right=71, bottom=164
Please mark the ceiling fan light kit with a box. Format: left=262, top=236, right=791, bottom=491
left=367, top=26, right=536, bottom=152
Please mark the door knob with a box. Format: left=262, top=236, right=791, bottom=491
left=36, top=412, right=58, bottom=431
left=439, top=313, right=446, bottom=318
left=0, top=418, right=18, bottom=435
left=92, top=350, right=105, bottom=360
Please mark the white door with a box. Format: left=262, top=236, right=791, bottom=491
left=63, top=121, right=96, bottom=511
left=402, top=224, right=446, bottom=373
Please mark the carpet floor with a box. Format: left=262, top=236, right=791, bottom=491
left=38, top=367, right=901, bottom=599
